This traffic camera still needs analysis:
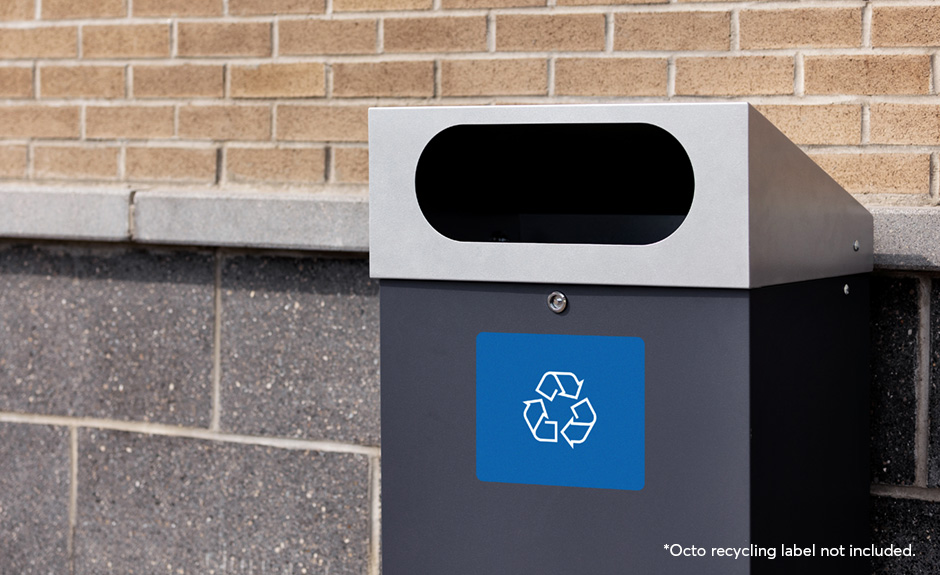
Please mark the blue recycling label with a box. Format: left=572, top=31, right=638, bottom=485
left=476, top=332, right=645, bottom=491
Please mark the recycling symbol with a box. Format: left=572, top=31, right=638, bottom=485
left=523, top=371, right=597, bottom=448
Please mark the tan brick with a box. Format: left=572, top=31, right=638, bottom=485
left=870, top=104, right=940, bottom=146
left=675, top=56, right=793, bottom=96
left=443, top=0, right=543, bottom=9
left=0, top=106, right=79, bottom=138
left=334, top=0, right=430, bottom=12
left=740, top=8, right=861, bottom=49
left=385, top=17, right=486, bottom=53
left=0, top=146, right=27, bottom=178
left=559, top=0, right=664, bottom=6
left=231, top=0, right=325, bottom=14
left=614, top=12, right=730, bottom=51
left=555, top=58, right=666, bottom=96
left=441, top=59, right=546, bottom=96
left=333, top=61, right=433, bottom=98
left=126, top=147, right=218, bottom=182
left=496, top=14, right=605, bottom=51
left=810, top=153, right=929, bottom=195
left=0, top=27, right=77, bottom=59
left=279, top=20, right=377, bottom=56
left=179, top=106, right=271, bottom=141
left=133, top=0, right=222, bottom=17
left=873, top=7, right=940, bottom=47
left=133, top=65, right=224, bottom=98
left=86, top=106, right=175, bottom=139
left=34, top=146, right=119, bottom=181
left=83, top=24, right=170, bottom=59
left=0, top=0, right=33, bottom=21
left=754, top=105, right=861, bottom=146
left=232, top=63, right=325, bottom=99
left=178, top=22, right=271, bottom=57
left=277, top=105, right=368, bottom=141
left=333, top=147, right=368, bottom=183
left=226, top=147, right=325, bottom=184
left=40, top=66, right=124, bottom=99
left=0, top=68, right=34, bottom=99
left=42, top=0, right=123, bottom=19
left=804, top=55, right=929, bottom=95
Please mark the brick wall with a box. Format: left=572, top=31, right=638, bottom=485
left=0, top=0, right=936, bottom=204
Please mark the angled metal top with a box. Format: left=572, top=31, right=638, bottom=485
left=369, top=103, right=873, bottom=289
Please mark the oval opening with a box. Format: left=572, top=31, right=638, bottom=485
left=415, top=123, right=694, bottom=245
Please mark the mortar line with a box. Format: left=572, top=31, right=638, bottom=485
left=128, top=189, right=137, bottom=238
left=35, top=0, right=41, bottom=19
left=210, top=249, right=223, bottom=431
left=325, top=63, right=334, bottom=99
left=486, top=12, right=495, bottom=53
left=68, top=426, right=78, bottom=575
left=933, top=53, right=939, bottom=96
left=170, top=20, right=178, bottom=58
left=26, top=141, right=34, bottom=179
left=377, top=19, right=384, bottom=54
left=118, top=144, right=126, bottom=180
left=862, top=1, right=872, bottom=50
left=0, top=412, right=381, bottom=456
left=433, top=59, right=441, bottom=99
left=32, top=62, right=39, bottom=99
left=916, top=276, right=931, bottom=487
left=604, top=13, right=613, bottom=53
left=871, top=483, right=940, bottom=502
left=666, top=55, right=676, bottom=98
left=271, top=19, right=279, bottom=58
left=547, top=56, right=555, bottom=98
left=860, top=101, right=870, bottom=145
left=931, top=152, right=940, bottom=202
left=730, top=8, right=739, bottom=52
left=794, top=52, right=804, bottom=97
left=324, top=145, right=333, bottom=183
left=368, top=455, right=381, bottom=575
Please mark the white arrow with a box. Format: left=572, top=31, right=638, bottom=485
left=560, top=397, right=596, bottom=448
left=523, top=399, right=558, bottom=443
left=536, top=372, right=584, bottom=401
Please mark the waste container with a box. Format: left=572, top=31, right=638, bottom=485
left=370, top=103, right=873, bottom=575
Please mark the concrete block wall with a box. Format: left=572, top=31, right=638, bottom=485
left=0, top=243, right=379, bottom=575
left=0, top=0, right=940, bottom=204
left=871, top=273, right=940, bottom=574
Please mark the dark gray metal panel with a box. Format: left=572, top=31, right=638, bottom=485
left=381, top=280, right=753, bottom=575
left=749, top=274, right=870, bottom=575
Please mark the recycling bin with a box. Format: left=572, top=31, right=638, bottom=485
left=369, top=103, right=873, bottom=575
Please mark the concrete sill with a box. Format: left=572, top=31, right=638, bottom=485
left=0, top=185, right=936, bottom=271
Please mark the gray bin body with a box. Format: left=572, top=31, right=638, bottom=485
left=370, top=103, right=873, bottom=575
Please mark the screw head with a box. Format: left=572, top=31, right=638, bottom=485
left=853, top=240, right=860, bottom=252
left=547, top=291, right=567, bottom=313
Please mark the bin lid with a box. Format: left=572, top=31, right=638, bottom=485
left=369, top=103, right=873, bottom=289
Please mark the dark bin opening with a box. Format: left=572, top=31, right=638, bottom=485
left=415, top=123, right=695, bottom=245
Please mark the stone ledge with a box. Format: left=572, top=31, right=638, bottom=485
left=872, top=206, right=940, bottom=272
left=0, top=185, right=936, bottom=270
left=0, top=184, right=368, bottom=252
left=133, top=188, right=368, bottom=252
left=0, top=185, right=131, bottom=242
